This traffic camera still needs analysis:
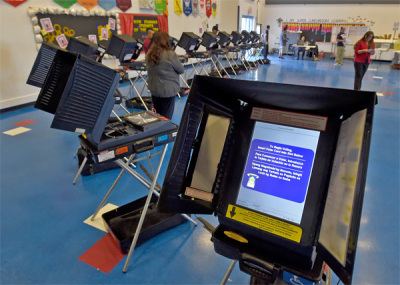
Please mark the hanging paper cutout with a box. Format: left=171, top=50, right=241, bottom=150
left=140, top=0, right=155, bottom=9
left=211, top=0, right=217, bottom=18
left=199, top=0, right=205, bottom=17
left=174, top=0, right=183, bottom=15
left=183, top=0, right=192, bottom=16
left=205, top=0, right=211, bottom=18
left=116, top=0, right=131, bottom=12
left=98, top=0, right=116, bottom=10
left=54, top=0, right=77, bottom=8
left=164, top=0, right=169, bottom=16
left=192, top=0, right=198, bottom=17
left=155, top=0, right=166, bottom=14
left=78, top=0, right=98, bottom=10
left=3, top=0, right=27, bottom=7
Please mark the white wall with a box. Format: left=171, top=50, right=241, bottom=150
left=0, top=0, right=231, bottom=110
left=258, top=3, right=400, bottom=54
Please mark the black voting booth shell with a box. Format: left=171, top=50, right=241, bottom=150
left=158, top=75, right=376, bottom=284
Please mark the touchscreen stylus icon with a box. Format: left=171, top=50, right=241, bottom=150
left=246, top=174, right=259, bottom=188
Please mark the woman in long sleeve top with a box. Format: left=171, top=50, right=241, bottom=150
left=353, top=31, right=375, bottom=91
left=146, top=31, right=185, bottom=120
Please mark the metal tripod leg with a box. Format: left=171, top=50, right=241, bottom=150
left=197, top=58, right=210, bottom=76
left=90, top=154, right=136, bottom=221
left=215, top=55, right=230, bottom=78
left=73, top=156, right=87, bottom=185
left=122, top=145, right=168, bottom=273
left=225, top=54, right=237, bottom=76
left=115, top=158, right=197, bottom=226
left=210, top=56, right=223, bottom=78
left=220, top=260, right=237, bottom=285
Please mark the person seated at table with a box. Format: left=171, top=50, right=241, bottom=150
left=297, top=36, right=306, bottom=60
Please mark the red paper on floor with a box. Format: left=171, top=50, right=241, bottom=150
left=78, top=233, right=126, bottom=273
left=13, top=119, right=37, bottom=127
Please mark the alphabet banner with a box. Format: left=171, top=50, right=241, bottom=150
left=212, top=0, right=217, bottom=18
left=183, top=0, right=192, bottom=16
left=54, top=0, right=77, bottom=8
left=174, top=0, right=183, bottom=15
left=77, top=0, right=98, bottom=10
left=205, top=0, right=211, bottom=18
left=199, top=0, right=205, bottom=17
left=155, top=0, right=166, bottom=15
left=116, top=0, right=132, bottom=12
left=3, top=0, right=28, bottom=7
left=139, top=0, right=155, bottom=9
left=98, top=0, right=116, bottom=10
left=192, top=0, right=199, bottom=17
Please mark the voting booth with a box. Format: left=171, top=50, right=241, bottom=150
left=158, top=75, right=376, bottom=284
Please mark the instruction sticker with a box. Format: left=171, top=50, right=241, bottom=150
left=225, top=204, right=302, bottom=243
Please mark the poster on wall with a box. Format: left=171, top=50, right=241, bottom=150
left=199, top=0, right=205, bottom=17
left=77, top=0, right=98, bottom=10
left=117, top=0, right=132, bottom=12
left=183, top=0, right=192, bottom=16
left=54, top=0, right=77, bottom=8
left=174, top=0, right=183, bottom=15
left=98, top=0, right=116, bottom=10
left=205, top=0, right=211, bottom=18
left=212, top=0, right=217, bottom=18
left=3, top=0, right=28, bottom=7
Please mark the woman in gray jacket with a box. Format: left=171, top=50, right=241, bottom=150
left=146, top=31, right=184, bottom=120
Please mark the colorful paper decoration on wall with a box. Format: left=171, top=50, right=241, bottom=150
left=174, top=0, right=183, bottom=15
left=199, top=0, right=205, bottom=17
left=164, top=0, right=169, bottom=16
left=211, top=0, right=217, bottom=18
left=205, top=0, right=211, bottom=18
left=116, top=0, right=131, bottom=12
left=192, top=0, right=199, bottom=17
left=98, top=0, right=116, bottom=10
left=54, top=0, right=77, bottom=8
left=139, top=0, right=155, bottom=9
left=183, top=0, right=192, bottom=16
left=77, top=0, right=98, bottom=10
left=3, top=0, right=28, bottom=7
left=155, top=0, right=166, bottom=14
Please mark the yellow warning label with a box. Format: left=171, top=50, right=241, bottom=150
left=225, top=204, right=302, bottom=243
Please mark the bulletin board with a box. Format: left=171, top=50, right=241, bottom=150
left=36, top=13, right=118, bottom=48
left=283, top=23, right=367, bottom=43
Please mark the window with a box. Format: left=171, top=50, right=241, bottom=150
left=241, top=15, right=254, bottom=32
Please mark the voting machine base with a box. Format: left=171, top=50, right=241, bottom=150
left=77, top=147, right=119, bottom=176
left=103, top=195, right=189, bottom=254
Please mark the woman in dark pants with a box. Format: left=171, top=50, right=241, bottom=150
left=146, top=31, right=184, bottom=120
left=353, top=31, right=375, bottom=90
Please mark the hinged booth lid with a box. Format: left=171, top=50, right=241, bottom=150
left=157, top=75, right=376, bottom=284
left=32, top=48, right=120, bottom=145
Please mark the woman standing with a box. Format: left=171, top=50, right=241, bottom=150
left=353, top=31, right=375, bottom=90
left=146, top=31, right=184, bottom=120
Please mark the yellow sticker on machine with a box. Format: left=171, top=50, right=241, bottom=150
left=225, top=204, right=302, bottom=243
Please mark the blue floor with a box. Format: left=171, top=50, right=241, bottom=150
left=1, top=55, right=399, bottom=284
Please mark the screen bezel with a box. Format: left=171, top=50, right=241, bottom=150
left=216, top=105, right=341, bottom=248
